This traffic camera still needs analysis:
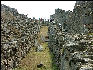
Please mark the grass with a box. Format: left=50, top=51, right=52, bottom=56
left=88, top=33, right=93, bottom=35
left=50, top=53, right=58, bottom=70
left=14, top=43, right=53, bottom=70
left=14, top=26, right=54, bottom=70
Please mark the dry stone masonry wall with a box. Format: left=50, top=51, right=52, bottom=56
left=1, top=1, right=93, bottom=70
left=50, top=1, right=93, bottom=34
left=48, top=1, right=93, bottom=70
left=1, top=4, right=42, bottom=70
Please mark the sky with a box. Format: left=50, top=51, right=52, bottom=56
left=1, top=1, right=76, bottom=20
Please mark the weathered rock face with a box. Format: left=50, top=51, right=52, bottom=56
left=48, top=1, right=93, bottom=70
left=48, top=23, right=93, bottom=70
left=50, top=1, right=93, bottom=34
left=48, top=24, right=60, bottom=70
left=73, top=1, right=93, bottom=33
left=1, top=4, right=41, bottom=70
left=60, top=34, right=93, bottom=70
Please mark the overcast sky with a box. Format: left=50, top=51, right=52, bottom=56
left=1, top=1, right=76, bottom=20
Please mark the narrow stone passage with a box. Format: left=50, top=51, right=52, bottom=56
left=14, top=26, right=53, bottom=70
left=1, top=1, right=93, bottom=70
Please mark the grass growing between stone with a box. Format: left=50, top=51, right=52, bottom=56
left=14, top=26, right=55, bottom=70
left=50, top=53, right=59, bottom=70
left=14, top=42, right=53, bottom=70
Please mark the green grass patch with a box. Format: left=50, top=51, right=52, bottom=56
left=13, top=26, right=56, bottom=70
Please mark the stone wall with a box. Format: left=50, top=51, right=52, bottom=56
left=1, top=4, right=41, bottom=70
left=48, top=1, right=93, bottom=70
left=50, top=1, right=93, bottom=34
left=60, top=33, right=93, bottom=70
left=48, top=23, right=93, bottom=70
